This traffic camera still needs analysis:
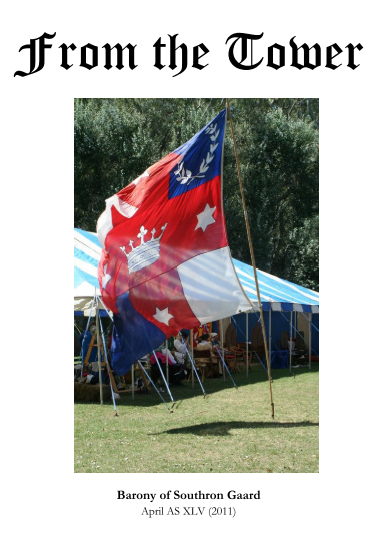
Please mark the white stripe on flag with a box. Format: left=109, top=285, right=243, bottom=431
left=177, top=247, right=252, bottom=323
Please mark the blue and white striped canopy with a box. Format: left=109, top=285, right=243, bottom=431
left=74, top=228, right=101, bottom=312
left=74, top=228, right=319, bottom=314
left=232, top=259, right=319, bottom=313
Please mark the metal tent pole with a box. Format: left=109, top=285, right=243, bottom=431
left=183, top=338, right=206, bottom=397
left=165, top=340, right=169, bottom=385
left=220, top=319, right=225, bottom=382
left=269, top=309, right=272, bottom=370
left=137, top=361, right=172, bottom=413
left=152, top=350, right=175, bottom=405
left=95, top=296, right=103, bottom=405
left=214, top=347, right=237, bottom=388
left=289, top=311, right=292, bottom=372
left=97, top=303, right=117, bottom=414
left=246, top=312, right=249, bottom=378
left=131, top=364, right=134, bottom=400
left=309, top=312, right=312, bottom=370
left=190, top=329, right=194, bottom=389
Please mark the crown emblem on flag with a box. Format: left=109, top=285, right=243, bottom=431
left=120, top=223, right=168, bottom=274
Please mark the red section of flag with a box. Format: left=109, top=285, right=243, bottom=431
left=97, top=110, right=229, bottom=344
left=128, top=268, right=200, bottom=337
left=100, top=164, right=227, bottom=312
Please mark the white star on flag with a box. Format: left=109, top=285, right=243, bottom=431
left=153, top=307, right=174, bottom=326
left=132, top=170, right=149, bottom=185
left=195, top=203, right=216, bottom=232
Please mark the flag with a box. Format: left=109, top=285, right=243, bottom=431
left=97, top=109, right=252, bottom=375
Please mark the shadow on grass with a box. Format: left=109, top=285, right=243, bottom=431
left=74, top=366, right=319, bottom=408
left=118, top=366, right=318, bottom=405
left=152, top=420, right=319, bottom=436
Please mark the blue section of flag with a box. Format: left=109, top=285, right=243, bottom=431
left=168, top=109, right=226, bottom=200
left=110, top=291, right=166, bottom=375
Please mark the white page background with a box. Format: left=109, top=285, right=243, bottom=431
left=3, top=1, right=389, bottom=539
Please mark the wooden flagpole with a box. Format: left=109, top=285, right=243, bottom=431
left=226, top=98, right=275, bottom=418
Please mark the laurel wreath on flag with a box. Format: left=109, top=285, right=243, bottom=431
left=173, top=123, right=220, bottom=185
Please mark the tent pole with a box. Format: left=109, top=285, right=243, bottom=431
left=289, top=311, right=292, bottom=372
left=152, top=350, right=175, bottom=406
left=137, top=361, right=172, bottom=412
left=220, top=319, right=225, bottom=382
left=132, top=364, right=134, bottom=400
left=165, top=340, right=169, bottom=386
left=190, top=329, right=194, bottom=389
left=183, top=338, right=206, bottom=397
left=269, top=309, right=272, bottom=371
left=96, top=300, right=117, bottom=414
left=226, top=98, right=274, bottom=418
left=95, top=295, right=103, bottom=405
left=246, top=312, right=249, bottom=378
left=214, top=346, right=237, bottom=388
left=309, top=312, right=312, bottom=370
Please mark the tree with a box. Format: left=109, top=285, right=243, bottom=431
left=287, top=217, right=319, bottom=290
left=222, top=99, right=319, bottom=287
left=74, top=98, right=319, bottom=289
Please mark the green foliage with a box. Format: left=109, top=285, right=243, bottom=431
left=288, top=217, right=319, bottom=291
left=74, top=98, right=318, bottom=289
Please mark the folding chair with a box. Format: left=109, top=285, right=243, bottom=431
left=189, top=349, right=212, bottom=382
left=230, top=346, right=245, bottom=372
left=236, top=348, right=253, bottom=372
left=225, top=347, right=238, bottom=372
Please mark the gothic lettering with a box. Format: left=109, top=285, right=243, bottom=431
left=225, top=32, right=264, bottom=70
left=14, top=32, right=56, bottom=77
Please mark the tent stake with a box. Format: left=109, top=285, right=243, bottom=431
left=226, top=98, right=274, bottom=418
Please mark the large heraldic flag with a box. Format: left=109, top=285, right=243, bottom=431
left=97, top=109, right=252, bottom=375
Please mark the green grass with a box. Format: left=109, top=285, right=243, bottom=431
left=74, top=365, right=319, bottom=473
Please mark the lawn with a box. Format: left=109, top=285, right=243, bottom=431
left=74, top=365, right=319, bottom=473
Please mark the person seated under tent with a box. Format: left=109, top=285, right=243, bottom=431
left=196, top=333, right=222, bottom=377
left=196, top=333, right=213, bottom=351
left=287, top=337, right=296, bottom=354
left=210, top=332, right=220, bottom=347
left=150, top=346, right=188, bottom=387
left=78, top=322, right=106, bottom=384
left=173, top=330, right=190, bottom=364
